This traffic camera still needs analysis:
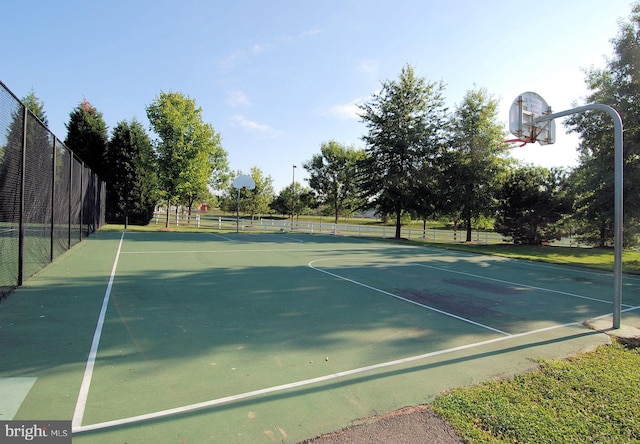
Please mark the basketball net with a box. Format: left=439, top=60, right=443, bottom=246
left=504, top=137, right=532, bottom=147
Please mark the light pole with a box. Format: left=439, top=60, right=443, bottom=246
left=291, top=164, right=296, bottom=225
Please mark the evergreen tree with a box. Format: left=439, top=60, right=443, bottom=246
left=22, top=89, right=48, bottom=126
left=105, top=119, right=158, bottom=225
left=64, top=99, right=108, bottom=178
left=495, top=166, right=572, bottom=245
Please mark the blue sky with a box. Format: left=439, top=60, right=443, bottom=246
left=1, top=1, right=633, bottom=191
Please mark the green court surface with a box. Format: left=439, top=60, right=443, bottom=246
left=1, top=231, right=639, bottom=443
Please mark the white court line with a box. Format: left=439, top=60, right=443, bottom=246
left=308, top=259, right=510, bottom=336
left=419, top=244, right=640, bottom=283
left=210, top=232, right=305, bottom=243
left=211, top=233, right=234, bottom=241
left=72, top=321, right=581, bottom=434
left=121, top=248, right=340, bottom=255
left=72, top=231, right=125, bottom=430
left=412, top=262, right=634, bottom=307
left=282, top=236, right=306, bottom=243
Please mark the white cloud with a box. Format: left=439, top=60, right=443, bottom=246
left=217, top=50, right=244, bottom=69
left=226, top=90, right=251, bottom=108
left=357, top=59, right=379, bottom=74
left=300, top=27, right=321, bottom=38
left=328, top=102, right=361, bottom=120
left=326, top=94, right=375, bottom=120
left=277, top=27, right=322, bottom=43
left=252, top=43, right=271, bottom=54
left=230, top=115, right=283, bottom=138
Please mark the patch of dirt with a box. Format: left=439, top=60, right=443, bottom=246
left=443, top=277, right=520, bottom=295
left=298, top=405, right=464, bottom=444
left=397, top=287, right=497, bottom=319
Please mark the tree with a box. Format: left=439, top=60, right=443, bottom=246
left=23, top=89, right=48, bottom=126
left=146, top=91, right=229, bottom=227
left=269, top=190, right=290, bottom=217
left=564, top=2, right=640, bottom=247
left=358, top=64, right=449, bottom=239
left=444, top=87, right=509, bottom=241
left=105, top=119, right=158, bottom=225
left=495, top=166, right=572, bottom=245
left=64, top=99, right=108, bottom=178
left=244, top=167, right=275, bottom=219
left=220, top=167, right=275, bottom=219
left=0, top=90, right=51, bottom=223
left=303, top=140, right=365, bottom=223
left=270, top=182, right=316, bottom=219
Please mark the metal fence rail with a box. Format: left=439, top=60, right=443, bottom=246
left=0, top=80, right=106, bottom=300
left=154, top=212, right=582, bottom=247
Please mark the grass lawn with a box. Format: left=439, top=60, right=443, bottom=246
left=432, top=343, right=640, bottom=443
left=421, top=242, right=640, bottom=275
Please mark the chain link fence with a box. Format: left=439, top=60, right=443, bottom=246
left=0, top=80, right=105, bottom=301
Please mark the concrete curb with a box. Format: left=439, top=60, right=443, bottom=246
left=583, top=318, right=640, bottom=347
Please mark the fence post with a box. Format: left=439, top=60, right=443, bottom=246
left=68, top=154, right=73, bottom=248
left=79, top=163, right=84, bottom=242
left=50, top=137, right=57, bottom=262
left=17, top=106, right=27, bottom=286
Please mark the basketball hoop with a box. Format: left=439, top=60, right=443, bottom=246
left=233, top=175, right=256, bottom=233
left=508, top=92, right=556, bottom=146
left=503, top=137, right=532, bottom=147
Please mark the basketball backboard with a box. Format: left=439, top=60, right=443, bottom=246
left=508, top=92, right=556, bottom=145
left=232, top=175, right=256, bottom=190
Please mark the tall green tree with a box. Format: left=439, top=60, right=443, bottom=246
left=244, top=167, right=275, bottom=219
left=270, top=182, right=316, bottom=219
left=303, top=140, right=365, bottom=223
left=105, top=119, right=158, bottom=225
left=23, top=89, right=48, bottom=126
left=495, top=166, right=572, bottom=245
left=358, top=64, right=449, bottom=239
left=64, top=99, right=108, bottom=178
left=146, top=91, right=229, bottom=227
left=564, top=1, right=640, bottom=247
left=443, top=87, right=509, bottom=241
left=0, top=90, right=52, bottom=226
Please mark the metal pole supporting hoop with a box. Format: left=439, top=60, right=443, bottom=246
left=233, top=175, right=256, bottom=233
left=509, top=93, right=624, bottom=329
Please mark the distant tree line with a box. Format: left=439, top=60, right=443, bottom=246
left=14, top=1, right=640, bottom=247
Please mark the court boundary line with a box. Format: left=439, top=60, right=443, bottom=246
left=211, top=233, right=234, bottom=241
left=72, top=321, right=582, bottom=434
left=72, top=231, right=125, bottom=429
left=308, top=259, right=510, bottom=336
left=211, top=232, right=306, bottom=243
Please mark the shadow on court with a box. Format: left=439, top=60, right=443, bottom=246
left=0, top=230, right=634, bottom=443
